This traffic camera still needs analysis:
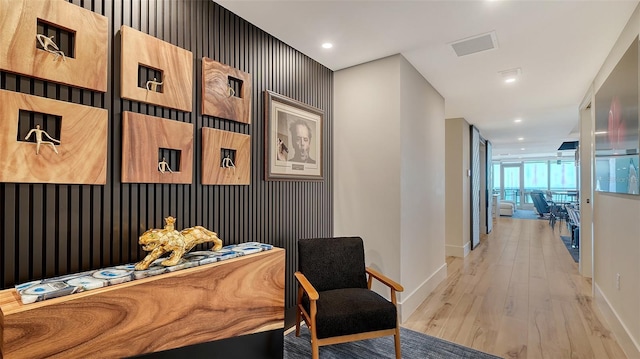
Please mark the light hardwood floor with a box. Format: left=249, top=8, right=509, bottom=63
left=403, top=216, right=627, bottom=359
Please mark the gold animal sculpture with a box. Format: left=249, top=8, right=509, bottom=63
left=135, top=216, right=223, bottom=270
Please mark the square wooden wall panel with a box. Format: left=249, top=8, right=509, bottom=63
left=0, top=0, right=108, bottom=92
left=0, top=90, right=108, bottom=184
left=120, top=26, right=193, bottom=112
left=122, top=111, right=193, bottom=184
left=202, top=128, right=250, bottom=185
left=202, top=58, right=252, bottom=124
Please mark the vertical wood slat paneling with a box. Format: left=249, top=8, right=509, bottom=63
left=0, top=0, right=332, bottom=317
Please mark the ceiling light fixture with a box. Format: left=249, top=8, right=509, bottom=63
left=520, top=148, right=525, bottom=151
left=514, top=118, right=522, bottom=123
left=499, top=68, right=521, bottom=83
left=322, top=43, right=333, bottom=49
left=518, top=137, right=524, bottom=141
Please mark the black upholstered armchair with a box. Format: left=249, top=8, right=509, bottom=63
left=294, top=237, right=404, bottom=359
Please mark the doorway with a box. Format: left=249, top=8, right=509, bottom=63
left=480, top=141, right=487, bottom=235
left=502, top=163, right=524, bottom=209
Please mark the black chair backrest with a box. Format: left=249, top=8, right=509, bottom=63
left=298, top=237, right=368, bottom=292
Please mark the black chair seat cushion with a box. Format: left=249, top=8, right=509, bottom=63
left=302, top=288, right=397, bottom=339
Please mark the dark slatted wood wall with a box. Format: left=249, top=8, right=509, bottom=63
left=0, top=0, right=333, bottom=318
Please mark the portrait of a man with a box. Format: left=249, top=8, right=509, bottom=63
left=266, top=90, right=323, bottom=180
left=288, top=119, right=315, bottom=164
left=276, top=112, right=317, bottom=164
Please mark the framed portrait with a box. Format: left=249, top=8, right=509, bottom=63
left=264, top=90, right=323, bottom=181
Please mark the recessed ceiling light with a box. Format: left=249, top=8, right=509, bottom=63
left=518, top=137, right=524, bottom=141
left=520, top=148, right=525, bottom=150
left=322, top=43, right=333, bottom=49
left=499, top=68, right=521, bottom=83
left=514, top=118, right=522, bottom=123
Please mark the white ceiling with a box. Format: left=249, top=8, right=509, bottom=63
left=216, top=0, right=638, bottom=160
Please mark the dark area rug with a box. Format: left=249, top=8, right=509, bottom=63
left=285, top=326, right=501, bottom=359
left=511, top=209, right=545, bottom=220
left=560, top=235, right=579, bottom=263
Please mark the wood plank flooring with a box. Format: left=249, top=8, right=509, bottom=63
left=403, top=216, right=626, bottom=359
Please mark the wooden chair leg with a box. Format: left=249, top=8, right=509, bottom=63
left=394, top=326, right=401, bottom=359
left=312, top=338, right=319, bottom=359
left=295, top=306, right=301, bottom=336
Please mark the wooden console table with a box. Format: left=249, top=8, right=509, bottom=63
left=0, top=248, right=285, bottom=358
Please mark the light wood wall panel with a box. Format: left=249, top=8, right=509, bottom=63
left=202, top=128, right=251, bottom=185
left=121, top=111, right=194, bottom=184
left=0, top=90, right=108, bottom=184
left=202, top=57, right=252, bottom=124
left=0, top=0, right=108, bottom=92
left=120, top=25, right=193, bottom=112
left=0, top=0, right=333, bottom=326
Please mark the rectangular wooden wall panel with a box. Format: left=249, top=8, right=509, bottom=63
left=0, top=249, right=285, bottom=359
left=120, top=25, right=193, bottom=112
left=202, top=128, right=251, bottom=185
left=121, top=111, right=193, bottom=184
left=0, top=0, right=108, bottom=92
left=202, top=57, right=252, bottom=124
left=0, top=90, right=107, bottom=184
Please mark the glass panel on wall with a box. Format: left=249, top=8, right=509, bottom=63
left=523, top=161, right=548, bottom=205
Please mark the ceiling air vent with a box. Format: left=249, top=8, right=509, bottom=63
left=450, top=31, right=499, bottom=57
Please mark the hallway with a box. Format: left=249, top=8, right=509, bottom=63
left=403, top=217, right=626, bottom=358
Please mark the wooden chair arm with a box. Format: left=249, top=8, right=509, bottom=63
left=294, top=271, right=319, bottom=300
left=366, top=267, right=404, bottom=292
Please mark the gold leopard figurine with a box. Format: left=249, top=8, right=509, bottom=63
left=134, top=216, right=223, bottom=270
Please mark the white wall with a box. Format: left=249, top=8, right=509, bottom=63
left=398, top=56, right=447, bottom=319
left=334, top=55, right=402, bottom=283
left=585, top=4, right=640, bottom=357
left=334, top=54, right=446, bottom=321
left=578, top=103, right=593, bottom=279
left=445, top=118, right=471, bottom=257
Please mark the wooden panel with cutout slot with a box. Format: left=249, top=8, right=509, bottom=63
left=121, top=111, right=193, bottom=184
left=202, top=128, right=250, bottom=185
left=202, top=57, right=252, bottom=124
left=0, top=0, right=108, bottom=92
left=0, top=90, right=107, bottom=184
left=120, top=26, right=193, bottom=112
left=0, top=249, right=285, bottom=359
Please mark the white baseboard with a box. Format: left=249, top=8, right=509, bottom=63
left=398, top=262, right=447, bottom=323
left=594, top=283, right=640, bottom=358
left=445, top=242, right=470, bottom=258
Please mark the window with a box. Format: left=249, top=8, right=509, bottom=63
left=523, top=161, right=547, bottom=191
left=493, top=160, right=578, bottom=206
left=550, top=160, right=577, bottom=190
